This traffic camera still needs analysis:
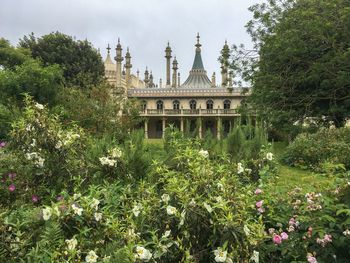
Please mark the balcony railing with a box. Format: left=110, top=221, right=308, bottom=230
left=141, top=109, right=239, bottom=116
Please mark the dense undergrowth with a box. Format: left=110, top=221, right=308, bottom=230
left=1, top=98, right=350, bottom=263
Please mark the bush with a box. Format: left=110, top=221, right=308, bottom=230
left=282, top=128, right=350, bottom=170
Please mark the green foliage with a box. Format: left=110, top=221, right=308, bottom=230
left=283, top=127, right=350, bottom=170
left=0, top=38, right=31, bottom=70
left=19, top=32, right=104, bottom=89
left=0, top=59, right=63, bottom=105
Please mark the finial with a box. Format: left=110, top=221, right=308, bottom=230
left=195, top=33, right=201, bottom=49
left=127, top=46, right=129, bottom=52
left=118, top=38, right=120, bottom=44
left=106, top=44, right=111, bottom=54
left=167, top=41, right=170, bottom=47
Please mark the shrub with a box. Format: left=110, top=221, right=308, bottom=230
left=282, top=128, right=350, bottom=170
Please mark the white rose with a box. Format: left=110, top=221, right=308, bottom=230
left=135, top=246, right=152, bottom=261
left=166, top=205, right=177, bottom=215
left=42, top=207, right=52, bottom=221
left=85, top=250, right=98, bottom=263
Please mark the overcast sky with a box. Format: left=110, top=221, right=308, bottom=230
left=0, top=0, right=263, bottom=85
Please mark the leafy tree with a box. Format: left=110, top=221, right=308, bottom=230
left=0, top=59, right=63, bottom=105
left=0, top=38, right=31, bottom=70
left=19, top=32, right=104, bottom=89
left=231, top=0, right=350, bottom=130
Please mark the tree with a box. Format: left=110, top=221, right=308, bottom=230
left=19, top=32, right=104, bottom=89
left=0, top=39, right=63, bottom=105
left=232, top=0, right=350, bottom=129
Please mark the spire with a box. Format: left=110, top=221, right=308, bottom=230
left=165, top=42, right=172, bottom=86
left=107, top=43, right=111, bottom=54
left=192, top=33, right=204, bottom=70
left=181, top=34, right=211, bottom=88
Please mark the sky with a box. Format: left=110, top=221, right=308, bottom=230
left=0, top=0, right=263, bottom=85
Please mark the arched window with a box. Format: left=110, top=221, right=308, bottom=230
left=140, top=100, right=147, bottom=111
left=173, top=100, right=180, bottom=110
left=189, top=100, right=197, bottom=109
left=206, top=99, right=214, bottom=110
left=223, top=100, right=231, bottom=109
left=156, top=100, right=163, bottom=110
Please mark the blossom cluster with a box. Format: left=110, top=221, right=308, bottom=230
left=99, top=146, right=123, bottom=167
left=316, top=234, right=332, bottom=247
left=305, top=192, right=322, bottom=211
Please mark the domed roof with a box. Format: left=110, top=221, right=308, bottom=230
left=104, top=44, right=115, bottom=72
left=181, top=34, right=212, bottom=89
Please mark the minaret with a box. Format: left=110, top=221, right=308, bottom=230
left=172, top=56, right=178, bottom=88
left=149, top=71, right=155, bottom=87
left=165, top=42, right=172, bottom=87
left=115, top=38, right=123, bottom=88
left=220, top=40, right=230, bottom=87
left=144, top=67, right=149, bottom=88
left=178, top=72, right=181, bottom=87
left=211, top=72, right=216, bottom=87
left=125, top=47, right=132, bottom=89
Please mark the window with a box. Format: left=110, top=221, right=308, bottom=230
left=156, top=100, right=163, bottom=110
left=189, top=100, right=197, bottom=109
left=140, top=100, right=147, bottom=111
left=223, top=100, right=231, bottom=109
left=206, top=100, right=214, bottom=110
left=173, top=100, right=180, bottom=110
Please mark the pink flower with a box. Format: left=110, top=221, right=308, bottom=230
left=323, top=234, right=332, bottom=242
left=281, top=232, right=289, bottom=240
left=9, top=184, right=16, bottom=192
left=256, top=200, right=263, bottom=208
left=32, top=195, right=39, bottom=203
left=257, top=207, right=265, bottom=214
left=273, top=234, right=282, bottom=245
left=254, top=188, right=263, bottom=195
left=0, top=141, right=6, bottom=148
left=307, top=255, right=318, bottom=263
left=8, top=173, right=17, bottom=180
left=56, top=195, right=64, bottom=201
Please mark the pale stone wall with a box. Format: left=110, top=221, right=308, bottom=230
left=142, top=98, right=241, bottom=110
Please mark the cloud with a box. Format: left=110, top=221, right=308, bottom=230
left=0, top=0, right=263, bottom=84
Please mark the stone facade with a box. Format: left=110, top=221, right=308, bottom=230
left=104, top=34, right=249, bottom=139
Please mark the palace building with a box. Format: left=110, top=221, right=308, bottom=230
left=104, top=34, right=249, bottom=139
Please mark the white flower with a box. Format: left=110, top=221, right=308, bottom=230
left=71, top=204, right=83, bottom=216
left=91, top=198, right=100, bottom=210
left=35, top=156, right=45, bottom=168
left=25, top=152, right=38, bottom=160
left=217, top=182, right=224, bottom=191
left=99, top=156, right=117, bottom=167
left=180, top=210, right=186, bottom=226
left=162, top=230, right=171, bottom=238
left=245, top=168, right=252, bottom=174
left=73, top=193, right=81, bottom=199
left=266, top=152, right=273, bottom=161
left=42, top=207, right=52, bottom=221
left=135, top=246, right=152, bottom=261
left=110, top=147, right=122, bottom=158
left=199, top=149, right=209, bottom=158
left=35, top=103, right=44, bottom=110
left=237, top=163, right=244, bottom=174
left=213, top=247, right=227, bottom=262
left=243, top=224, right=251, bottom=236
left=161, top=194, right=170, bottom=203
left=189, top=198, right=196, bottom=206
left=166, top=205, right=177, bottom=215
left=65, top=238, right=77, bottom=250
left=55, top=140, right=63, bottom=149
left=85, top=250, right=98, bottom=263
left=94, top=212, right=102, bottom=222
left=343, top=229, right=350, bottom=237
left=203, top=202, right=213, bottom=213
left=250, top=250, right=259, bottom=263
left=133, top=203, right=142, bottom=217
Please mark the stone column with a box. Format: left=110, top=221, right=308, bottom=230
left=144, top=119, right=148, bottom=139
left=162, top=117, right=166, bottom=138
left=180, top=117, right=184, bottom=133
left=217, top=117, right=221, bottom=140
left=199, top=118, right=202, bottom=139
